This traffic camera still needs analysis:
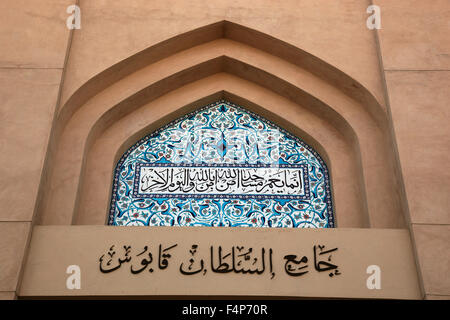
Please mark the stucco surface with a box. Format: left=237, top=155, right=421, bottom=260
left=0, top=222, right=30, bottom=291
left=375, top=0, right=450, bottom=298
left=0, top=292, right=16, bottom=300
left=0, top=0, right=74, bottom=68
left=0, top=0, right=72, bottom=297
left=61, top=0, right=386, bottom=108
left=375, top=0, right=450, bottom=70
left=412, top=224, right=450, bottom=296
left=0, top=69, right=62, bottom=221
left=385, top=71, right=450, bottom=225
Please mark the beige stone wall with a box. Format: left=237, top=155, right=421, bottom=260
left=0, top=0, right=75, bottom=299
left=373, top=0, right=450, bottom=299
left=0, top=1, right=448, bottom=299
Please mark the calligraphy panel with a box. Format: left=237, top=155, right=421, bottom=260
left=20, top=226, right=422, bottom=299
left=134, top=163, right=309, bottom=199
left=109, top=100, right=334, bottom=227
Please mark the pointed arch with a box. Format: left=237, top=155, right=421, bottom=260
left=109, top=100, right=334, bottom=228
left=58, top=21, right=386, bottom=128
left=35, top=20, right=406, bottom=230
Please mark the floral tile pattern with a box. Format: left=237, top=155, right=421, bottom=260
left=109, top=100, right=334, bottom=228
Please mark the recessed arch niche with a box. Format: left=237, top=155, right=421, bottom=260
left=34, top=21, right=406, bottom=230
left=109, top=100, right=334, bottom=228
